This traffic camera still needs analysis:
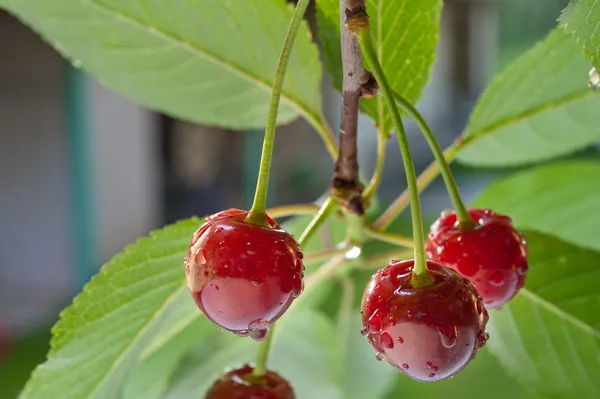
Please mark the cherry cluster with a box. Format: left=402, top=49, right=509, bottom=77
left=184, top=205, right=528, bottom=396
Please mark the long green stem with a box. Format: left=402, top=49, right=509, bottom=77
left=251, top=0, right=314, bottom=377
left=393, top=92, right=473, bottom=227
left=306, top=113, right=339, bottom=160
left=374, top=143, right=460, bottom=230
left=246, top=0, right=312, bottom=226
left=363, top=128, right=387, bottom=201
left=357, top=30, right=433, bottom=288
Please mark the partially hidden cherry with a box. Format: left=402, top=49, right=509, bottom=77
left=205, top=364, right=295, bottom=399
left=426, top=208, right=529, bottom=309
left=361, top=260, right=488, bottom=382
left=185, top=209, right=304, bottom=340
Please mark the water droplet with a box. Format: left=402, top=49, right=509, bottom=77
left=249, top=320, right=270, bottom=341
left=426, top=361, right=439, bottom=371
left=345, top=246, right=362, bottom=260
left=297, top=252, right=304, bottom=260
left=476, top=330, right=489, bottom=350
left=246, top=250, right=258, bottom=255
left=439, top=326, right=457, bottom=348
left=215, top=227, right=224, bottom=233
left=360, top=327, right=368, bottom=336
left=203, top=271, right=209, bottom=277
left=233, top=330, right=249, bottom=337
left=388, top=316, right=397, bottom=326
left=402, top=363, right=409, bottom=369
left=589, top=67, right=600, bottom=89
left=381, top=332, right=394, bottom=349
left=214, top=285, right=220, bottom=291
left=185, top=265, right=190, bottom=276
left=428, top=373, right=436, bottom=378
left=251, top=280, right=263, bottom=287
left=397, top=336, right=404, bottom=344
left=375, top=352, right=385, bottom=361
left=489, top=270, right=505, bottom=287
left=382, top=267, right=392, bottom=277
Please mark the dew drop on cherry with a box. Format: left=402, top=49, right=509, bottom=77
left=381, top=332, right=394, bottom=349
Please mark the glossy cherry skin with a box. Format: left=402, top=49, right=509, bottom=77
left=361, top=260, right=488, bottom=382
left=425, top=208, right=529, bottom=309
left=205, top=364, right=295, bottom=399
left=185, top=209, right=304, bottom=340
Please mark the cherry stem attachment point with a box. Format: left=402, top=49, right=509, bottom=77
left=246, top=0, right=312, bottom=227
left=392, top=92, right=473, bottom=228
left=357, top=29, right=433, bottom=288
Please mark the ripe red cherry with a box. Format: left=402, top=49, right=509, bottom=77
left=205, top=364, right=295, bottom=399
left=425, top=208, right=528, bottom=308
left=361, top=260, right=488, bottom=382
left=185, top=209, right=304, bottom=340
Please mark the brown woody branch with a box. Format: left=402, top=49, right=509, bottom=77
left=331, top=0, right=377, bottom=215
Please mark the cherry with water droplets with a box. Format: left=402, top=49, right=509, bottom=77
left=185, top=209, right=304, bottom=340
left=205, top=364, right=295, bottom=399
left=361, top=259, right=489, bottom=382
left=426, top=208, right=529, bottom=308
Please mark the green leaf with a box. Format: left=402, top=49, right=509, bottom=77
left=122, top=319, right=208, bottom=399
left=560, top=0, right=600, bottom=69
left=3, top=0, right=323, bottom=129
left=316, top=0, right=443, bottom=132
left=163, top=308, right=344, bottom=399
left=472, top=161, right=600, bottom=252
left=457, top=29, right=600, bottom=166
left=19, top=218, right=213, bottom=399
left=486, top=231, right=600, bottom=398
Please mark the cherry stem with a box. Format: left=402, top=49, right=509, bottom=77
left=252, top=323, right=276, bottom=379
left=298, top=198, right=338, bottom=248
left=267, top=204, right=321, bottom=219
left=363, top=128, right=387, bottom=201
left=374, top=143, right=461, bottom=230
left=357, top=29, right=433, bottom=288
left=364, top=228, right=414, bottom=248
left=246, top=0, right=312, bottom=226
left=392, top=92, right=473, bottom=228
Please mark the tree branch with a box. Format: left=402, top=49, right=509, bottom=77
left=331, top=0, right=376, bottom=215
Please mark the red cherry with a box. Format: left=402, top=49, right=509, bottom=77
left=361, top=260, right=488, bottom=382
left=425, top=208, right=529, bottom=308
left=185, top=209, right=304, bottom=340
left=205, top=364, right=295, bottom=399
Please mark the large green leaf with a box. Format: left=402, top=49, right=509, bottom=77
left=472, top=161, right=600, bottom=252
left=3, top=0, right=322, bottom=129
left=457, top=29, right=600, bottom=166
left=316, top=0, right=442, bottom=132
left=163, top=308, right=344, bottom=399
left=486, top=231, right=600, bottom=398
left=560, top=0, right=600, bottom=69
left=19, top=218, right=210, bottom=399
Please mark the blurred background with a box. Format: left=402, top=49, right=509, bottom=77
left=0, top=0, right=586, bottom=397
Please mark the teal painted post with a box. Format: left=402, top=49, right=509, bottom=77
left=65, top=64, right=97, bottom=291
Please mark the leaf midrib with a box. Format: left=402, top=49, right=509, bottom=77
left=520, top=288, right=600, bottom=339
left=80, top=0, right=320, bottom=121
left=463, top=89, right=598, bottom=144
